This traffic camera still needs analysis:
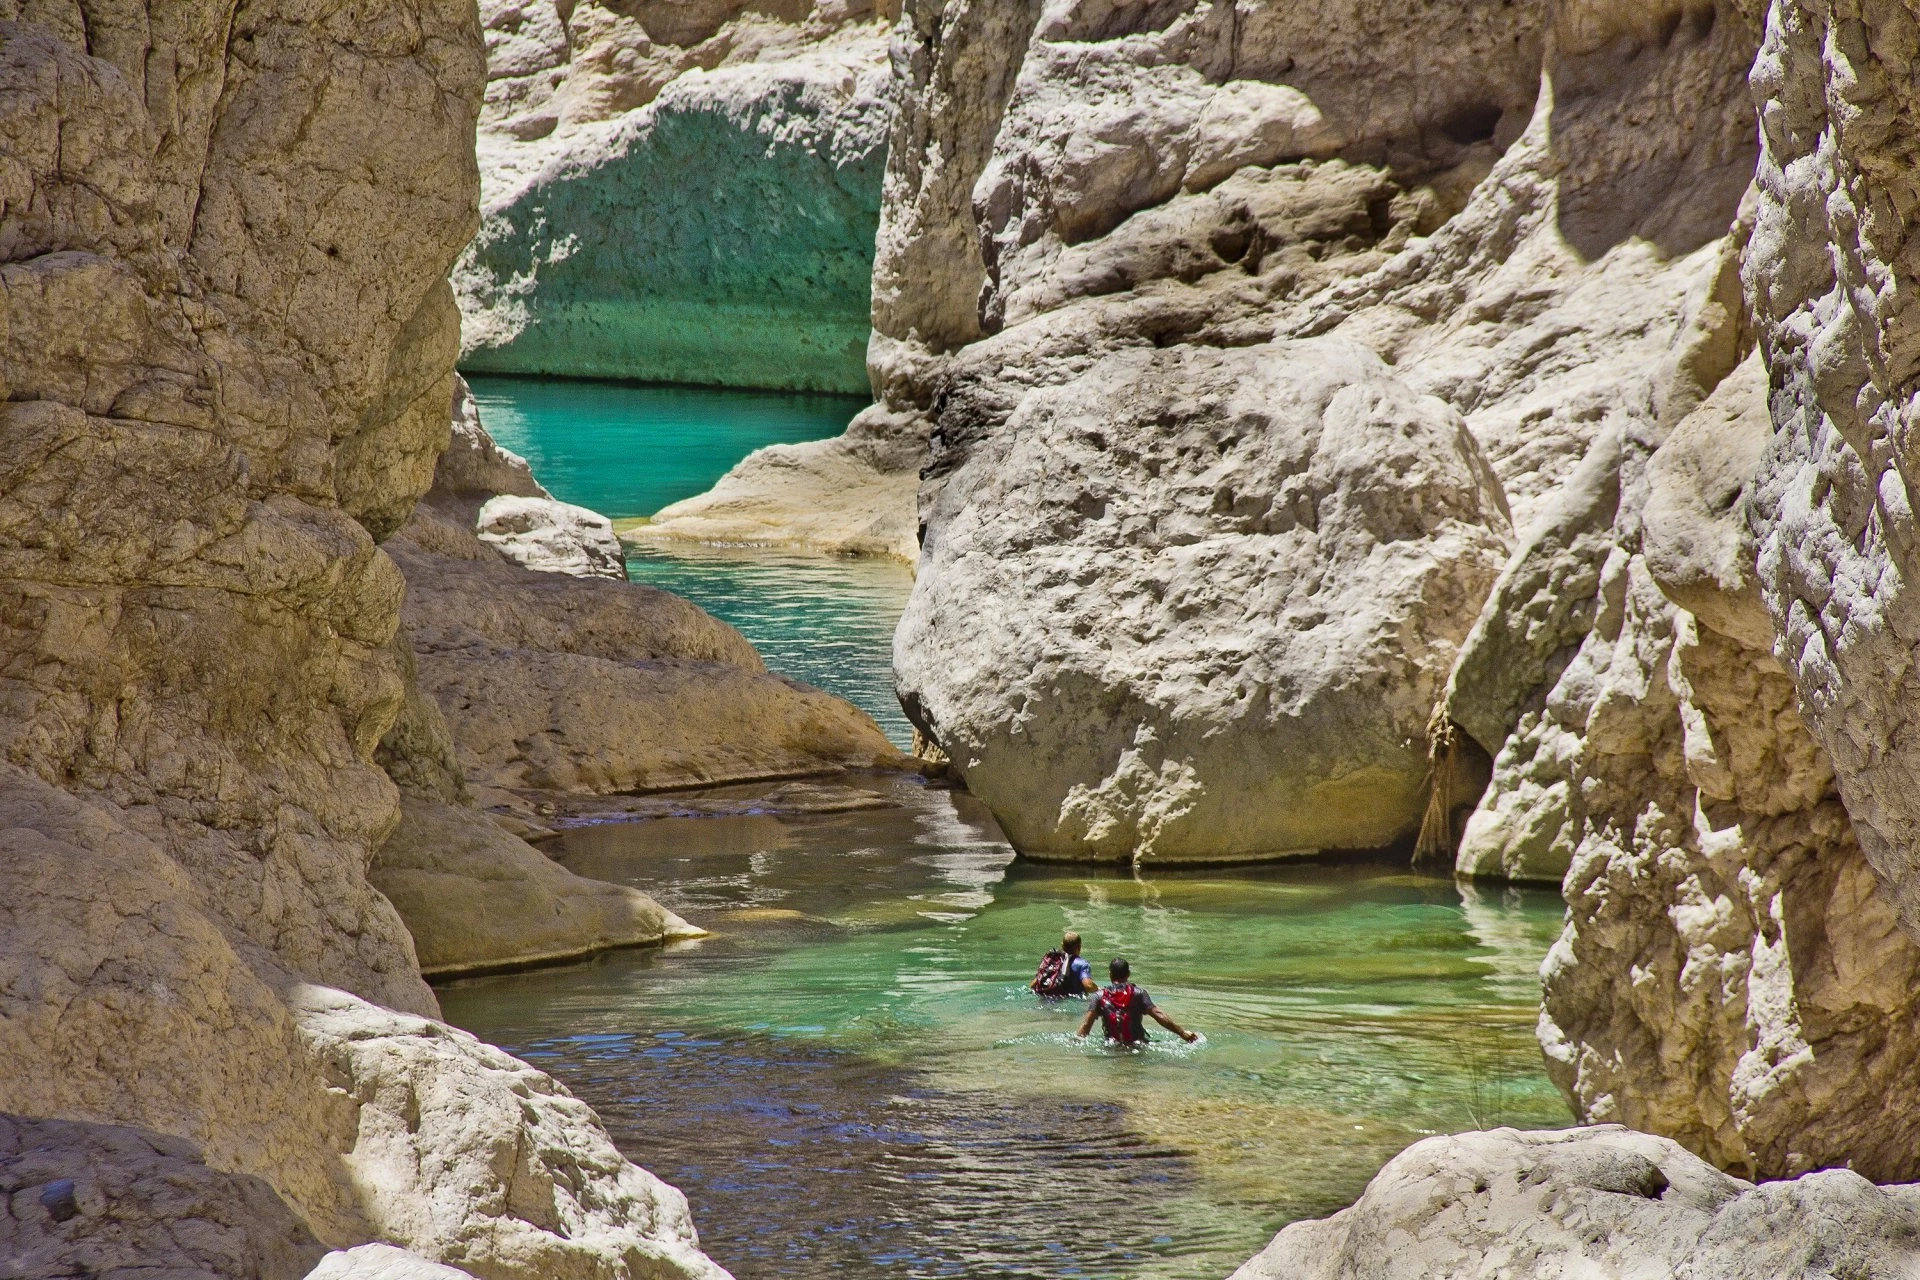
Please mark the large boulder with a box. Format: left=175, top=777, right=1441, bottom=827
left=476, top=494, right=629, bottom=580
left=387, top=502, right=909, bottom=805
left=630, top=402, right=928, bottom=562
left=1231, top=1126, right=1920, bottom=1280
left=874, top=0, right=1759, bottom=862
left=896, top=337, right=1511, bottom=861
left=454, top=2, right=894, bottom=392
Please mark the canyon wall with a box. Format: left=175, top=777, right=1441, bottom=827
left=0, top=2, right=726, bottom=1273
left=454, top=0, right=896, bottom=392
left=872, top=0, right=1757, bottom=866
left=855, top=0, right=1920, bottom=1215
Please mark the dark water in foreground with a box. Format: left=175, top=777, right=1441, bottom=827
left=439, top=777, right=1572, bottom=1280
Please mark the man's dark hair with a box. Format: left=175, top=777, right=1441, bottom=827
left=1109, top=957, right=1130, bottom=983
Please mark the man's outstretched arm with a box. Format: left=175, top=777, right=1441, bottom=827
left=1076, top=1004, right=1100, bottom=1038
left=1150, top=1007, right=1198, bottom=1043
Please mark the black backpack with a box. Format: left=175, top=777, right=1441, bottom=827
left=1033, top=949, right=1073, bottom=996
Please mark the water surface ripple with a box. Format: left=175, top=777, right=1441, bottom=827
left=440, top=778, right=1571, bottom=1280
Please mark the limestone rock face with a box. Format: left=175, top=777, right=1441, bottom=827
left=1742, top=0, right=1920, bottom=944
left=308, top=1245, right=477, bottom=1280
left=476, top=494, right=629, bottom=580
left=0, top=1113, right=325, bottom=1280
left=0, top=3, right=727, bottom=1275
left=897, top=338, right=1511, bottom=861
left=291, top=988, right=727, bottom=1280
left=455, top=2, right=895, bottom=391
left=1231, top=1126, right=1920, bottom=1280
left=875, top=0, right=1761, bottom=862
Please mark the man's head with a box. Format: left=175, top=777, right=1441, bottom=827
left=1062, top=931, right=1082, bottom=955
left=1109, top=957, right=1130, bottom=983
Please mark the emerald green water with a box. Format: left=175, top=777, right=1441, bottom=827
left=462, top=376, right=911, bottom=744
left=464, top=376, right=865, bottom=520
left=440, top=777, right=1572, bottom=1280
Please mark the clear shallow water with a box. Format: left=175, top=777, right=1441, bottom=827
left=462, top=376, right=912, bottom=745
left=439, top=778, right=1572, bottom=1280
left=624, top=544, right=915, bottom=747
left=464, top=375, right=865, bottom=520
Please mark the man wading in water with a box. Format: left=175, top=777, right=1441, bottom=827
left=1031, top=931, right=1098, bottom=996
left=1077, top=957, right=1199, bottom=1045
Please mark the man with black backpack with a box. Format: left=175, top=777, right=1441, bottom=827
left=1031, top=931, right=1097, bottom=997
left=1077, top=957, right=1199, bottom=1045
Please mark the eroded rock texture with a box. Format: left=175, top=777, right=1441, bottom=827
left=872, top=0, right=1760, bottom=863
left=1463, top=0, right=1920, bottom=1187
left=0, top=4, right=726, bottom=1275
left=1743, top=0, right=1920, bottom=944
left=0, top=1113, right=324, bottom=1280
left=454, top=0, right=896, bottom=391
left=1232, top=1126, right=1920, bottom=1280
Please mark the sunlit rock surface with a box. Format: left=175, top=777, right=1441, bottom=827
left=454, top=1, right=895, bottom=391
left=1743, top=0, right=1920, bottom=946
left=870, top=0, right=1757, bottom=863
left=477, top=494, right=629, bottom=579
left=1232, top=1126, right=1920, bottom=1280
left=0, top=3, right=727, bottom=1274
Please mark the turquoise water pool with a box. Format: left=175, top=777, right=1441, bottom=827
left=464, top=376, right=865, bottom=520
left=462, top=377, right=911, bottom=744
left=440, top=777, right=1573, bottom=1280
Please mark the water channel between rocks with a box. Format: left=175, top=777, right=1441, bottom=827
left=438, top=377, right=1574, bottom=1280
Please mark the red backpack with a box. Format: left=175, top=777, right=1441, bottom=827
left=1098, top=982, right=1147, bottom=1044
left=1033, top=949, right=1073, bottom=996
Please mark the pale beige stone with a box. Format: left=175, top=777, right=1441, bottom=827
left=477, top=494, right=629, bottom=580
left=632, top=404, right=926, bottom=563
left=0, top=4, right=729, bottom=1274
left=1743, top=0, right=1920, bottom=942
left=1232, top=1126, right=1920, bottom=1280
left=308, top=1245, right=476, bottom=1280
left=896, top=337, right=1511, bottom=863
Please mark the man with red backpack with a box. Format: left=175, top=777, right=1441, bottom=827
left=1077, top=957, right=1199, bottom=1045
left=1031, top=931, right=1097, bottom=996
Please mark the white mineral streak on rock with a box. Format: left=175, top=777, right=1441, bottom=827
left=0, top=3, right=728, bottom=1274
left=477, top=494, right=630, bottom=579
left=1231, top=1127, right=1920, bottom=1280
